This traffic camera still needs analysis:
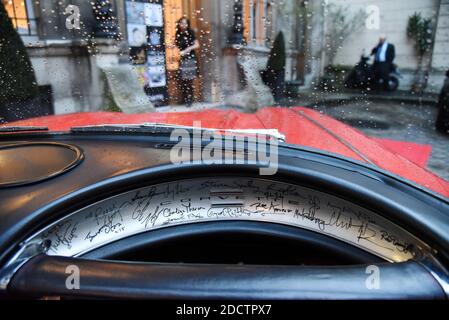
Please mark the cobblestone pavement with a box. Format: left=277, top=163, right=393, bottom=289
left=313, top=99, right=449, bottom=183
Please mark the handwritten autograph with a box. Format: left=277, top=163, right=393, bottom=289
left=37, top=179, right=418, bottom=259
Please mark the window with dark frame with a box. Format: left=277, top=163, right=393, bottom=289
left=244, top=0, right=273, bottom=47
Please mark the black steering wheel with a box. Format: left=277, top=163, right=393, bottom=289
left=1, top=152, right=449, bottom=299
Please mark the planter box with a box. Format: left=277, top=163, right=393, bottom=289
left=320, top=65, right=352, bottom=91
left=285, top=80, right=303, bottom=97
left=0, top=85, right=54, bottom=123
left=436, top=76, right=449, bottom=134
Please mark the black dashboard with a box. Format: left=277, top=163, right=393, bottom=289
left=1, top=132, right=449, bottom=299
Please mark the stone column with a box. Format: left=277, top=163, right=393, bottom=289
left=428, top=0, right=449, bottom=92
left=431, top=0, right=449, bottom=71
left=302, top=0, right=326, bottom=89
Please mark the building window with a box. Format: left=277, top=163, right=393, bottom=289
left=243, top=0, right=273, bottom=47
left=3, top=0, right=37, bottom=36
left=264, top=1, right=273, bottom=44
left=164, top=0, right=184, bottom=71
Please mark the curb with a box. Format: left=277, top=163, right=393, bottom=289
left=288, top=90, right=439, bottom=108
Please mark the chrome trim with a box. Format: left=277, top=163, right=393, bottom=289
left=292, top=109, right=375, bottom=165
left=0, top=240, right=50, bottom=290
left=71, top=123, right=287, bottom=142
left=0, top=126, right=48, bottom=132
left=419, top=257, right=449, bottom=299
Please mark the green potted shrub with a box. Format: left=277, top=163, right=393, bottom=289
left=0, top=1, right=39, bottom=123
left=263, top=31, right=286, bottom=103
left=407, top=12, right=434, bottom=93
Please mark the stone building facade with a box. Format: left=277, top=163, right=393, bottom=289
left=327, top=0, right=449, bottom=92
left=5, top=0, right=447, bottom=115
left=5, top=0, right=318, bottom=114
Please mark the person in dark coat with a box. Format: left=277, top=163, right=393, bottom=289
left=371, top=35, right=395, bottom=90
left=436, top=70, right=449, bottom=134
left=175, top=17, right=200, bottom=107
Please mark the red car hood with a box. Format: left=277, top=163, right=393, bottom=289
left=4, top=106, right=449, bottom=198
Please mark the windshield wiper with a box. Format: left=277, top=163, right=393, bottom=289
left=0, top=126, right=49, bottom=133
left=70, top=123, right=286, bottom=142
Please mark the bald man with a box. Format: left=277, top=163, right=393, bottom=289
left=371, top=35, right=396, bottom=90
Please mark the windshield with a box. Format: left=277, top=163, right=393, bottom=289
left=1, top=0, right=448, bottom=198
